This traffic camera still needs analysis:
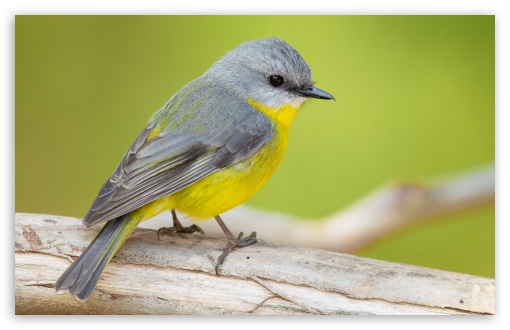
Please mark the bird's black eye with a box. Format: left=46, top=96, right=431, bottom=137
left=269, top=75, right=284, bottom=87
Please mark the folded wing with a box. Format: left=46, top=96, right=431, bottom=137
left=83, top=102, right=273, bottom=226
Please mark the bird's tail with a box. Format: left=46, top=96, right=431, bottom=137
left=55, top=214, right=139, bottom=301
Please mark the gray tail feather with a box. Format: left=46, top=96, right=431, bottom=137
left=55, top=215, right=131, bottom=301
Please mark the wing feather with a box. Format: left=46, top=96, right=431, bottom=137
left=82, top=111, right=273, bottom=226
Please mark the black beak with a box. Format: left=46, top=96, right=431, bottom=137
left=297, top=86, right=335, bottom=100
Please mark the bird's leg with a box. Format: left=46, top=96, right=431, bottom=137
left=214, top=215, right=258, bottom=275
left=158, top=209, right=205, bottom=239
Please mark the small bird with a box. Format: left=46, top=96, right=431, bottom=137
left=55, top=37, right=334, bottom=301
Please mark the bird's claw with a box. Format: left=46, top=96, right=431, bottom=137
left=215, top=231, right=258, bottom=275
left=157, top=224, right=205, bottom=240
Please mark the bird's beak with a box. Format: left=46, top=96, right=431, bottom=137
left=297, top=86, right=335, bottom=100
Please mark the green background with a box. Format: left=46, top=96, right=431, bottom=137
left=15, top=16, right=495, bottom=277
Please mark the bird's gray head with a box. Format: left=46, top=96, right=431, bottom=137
left=205, top=37, right=334, bottom=109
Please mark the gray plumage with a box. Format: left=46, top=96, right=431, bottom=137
left=209, top=37, right=313, bottom=108
left=82, top=37, right=313, bottom=226
left=55, top=215, right=130, bottom=300
left=56, top=37, right=333, bottom=301
left=83, top=78, right=274, bottom=226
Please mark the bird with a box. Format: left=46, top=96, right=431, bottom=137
left=54, top=37, right=335, bottom=301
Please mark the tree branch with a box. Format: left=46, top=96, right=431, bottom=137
left=15, top=213, right=494, bottom=315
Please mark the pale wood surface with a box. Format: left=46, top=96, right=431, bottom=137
left=15, top=213, right=495, bottom=315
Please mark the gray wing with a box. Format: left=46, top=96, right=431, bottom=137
left=82, top=90, right=273, bottom=226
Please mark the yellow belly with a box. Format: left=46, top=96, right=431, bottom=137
left=172, top=133, right=287, bottom=219
left=137, top=100, right=297, bottom=222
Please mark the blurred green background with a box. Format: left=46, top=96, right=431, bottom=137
left=15, top=16, right=494, bottom=277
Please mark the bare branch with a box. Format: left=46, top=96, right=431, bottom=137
left=15, top=213, right=494, bottom=315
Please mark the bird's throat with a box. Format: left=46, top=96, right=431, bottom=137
left=247, top=98, right=298, bottom=131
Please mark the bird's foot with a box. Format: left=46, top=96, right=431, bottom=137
left=215, top=231, right=258, bottom=275
left=158, top=224, right=204, bottom=239
left=158, top=210, right=205, bottom=239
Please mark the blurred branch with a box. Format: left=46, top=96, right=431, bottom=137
left=166, top=164, right=495, bottom=253
left=15, top=213, right=494, bottom=315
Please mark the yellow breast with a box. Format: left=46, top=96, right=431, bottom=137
left=145, top=100, right=299, bottom=220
